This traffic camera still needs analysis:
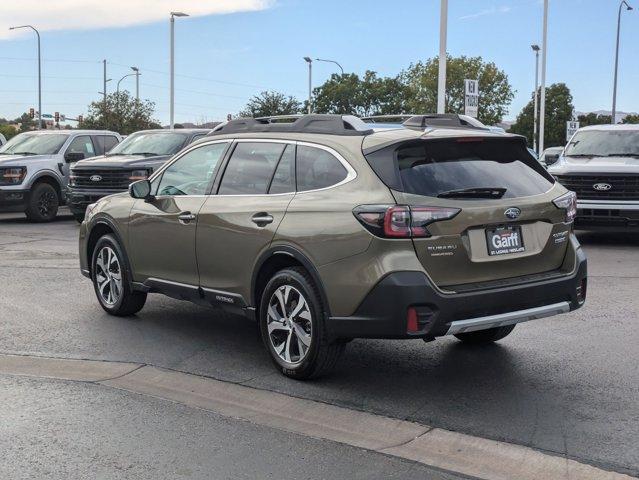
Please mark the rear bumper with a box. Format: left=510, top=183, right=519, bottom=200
left=327, top=238, right=587, bottom=340
left=576, top=200, right=639, bottom=230
left=66, top=187, right=123, bottom=214
left=0, top=188, right=29, bottom=213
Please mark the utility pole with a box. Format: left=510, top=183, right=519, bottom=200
left=437, top=0, right=448, bottom=114
left=532, top=45, right=540, bottom=153
left=538, top=0, right=548, bottom=154
left=103, top=60, right=107, bottom=106
left=304, top=57, right=313, bottom=114
left=170, top=12, right=189, bottom=129
left=612, top=0, right=633, bottom=124
left=131, top=66, right=140, bottom=101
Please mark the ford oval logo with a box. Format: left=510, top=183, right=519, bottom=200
left=504, top=207, right=521, bottom=220
left=593, top=182, right=612, bottom=191
left=90, top=175, right=102, bottom=182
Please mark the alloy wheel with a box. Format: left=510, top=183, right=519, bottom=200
left=37, top=190, right=57, bottom=217
left=95, top=246, right=123, bottom=306
left=266, top=285, right=313, bottom=365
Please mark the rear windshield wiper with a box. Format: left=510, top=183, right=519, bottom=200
left=13, top=151, right=38, bottom=156
left=564, top=153, right=594, bottom=158
left=437, top=187, right=507, bottom=199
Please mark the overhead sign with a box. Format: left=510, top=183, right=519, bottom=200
left=464, top=79, right=479, bottom=118
left=566, top=121, right=579, bottom=141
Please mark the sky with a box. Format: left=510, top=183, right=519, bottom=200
left=1, top=0, right=637, bottom=126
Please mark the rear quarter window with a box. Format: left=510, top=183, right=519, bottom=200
left=296, top=145, right=348, bottom=191
left=365, top=138, right=554, bottom=199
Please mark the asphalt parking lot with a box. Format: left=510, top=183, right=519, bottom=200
left=1, top=210, right=638, bottom=478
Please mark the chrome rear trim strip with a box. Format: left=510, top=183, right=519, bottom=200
left=445, top=301, right=570, bottom=335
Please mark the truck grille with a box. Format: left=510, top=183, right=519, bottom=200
left=72, top=169, right=133, bottom=190
left=555, top=174, right=639, bottom=201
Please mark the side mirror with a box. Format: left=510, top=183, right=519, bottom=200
left=545, top=154, right=559, bottom=166
left=129, top=179, right=154, bottom=201
left=65, top=151, right=85, bottom=162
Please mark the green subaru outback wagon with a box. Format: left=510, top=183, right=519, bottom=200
left=79, top=114, right=587, bottom=379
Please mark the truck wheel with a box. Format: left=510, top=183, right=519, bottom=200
left=454, top=324, right=516, bottom=344
left=259, top=267, right=344, bottom=380
left=25, top=182, right=59, bottom=222
left=91, top=234, right=147, bottom=316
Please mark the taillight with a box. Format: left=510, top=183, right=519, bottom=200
left=353, top=205, right=460, bottom=238
left=553, top=191, right=577, bottom=223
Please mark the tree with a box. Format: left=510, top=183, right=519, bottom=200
left=238, top=91, right=302, bottom=118
left=400, top=55, right=514, bottom=125
left=577, top=112, right=611, bottom=126
left=0, top=124, right=17, bottom=141
left=622, top=114, right=639, bottom=124
left=509, top=83, right=574, bottom=148
left=81, top=91, right=161, bottom=135
left=312, top=71, right=408, bottom=117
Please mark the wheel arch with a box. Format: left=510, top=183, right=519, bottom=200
left=251, top=246, right=331, bottom=318
left=86, top=216, right=133, bottom=288
left=28, top=171, right=64, bottom=202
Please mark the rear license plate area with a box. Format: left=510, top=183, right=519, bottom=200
left=485, top=225, right=525, bottom=256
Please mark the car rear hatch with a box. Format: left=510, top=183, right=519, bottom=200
left=363, top=134, right=574, bottom=288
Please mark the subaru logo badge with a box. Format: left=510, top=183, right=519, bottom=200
left=593, top=183, right=612, bottom=191
left=90, top=175, right=102, bottom=182
left=504, top=207, right=521, bottom=220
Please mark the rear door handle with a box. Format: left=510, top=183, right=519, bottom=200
left=251, top=212, right=274, bottom=226
left=178, top=212, right=196, bottom=224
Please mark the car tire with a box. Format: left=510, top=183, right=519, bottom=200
left=259, top=267, right=344, bottom=380
left=454, top=324, right=516, bottom=344
left=25, top=182, right=59, bottom=222
left=91, top=234, right=146, bottom=316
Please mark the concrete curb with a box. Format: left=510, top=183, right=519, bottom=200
left=1, top=353, right=634, bottom=480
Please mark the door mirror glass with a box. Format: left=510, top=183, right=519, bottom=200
left=129, top=179, right=152, bottom=200
left=64, top=151, right=85, bottom=162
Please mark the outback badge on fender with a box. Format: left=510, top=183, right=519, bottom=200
left=90, top=175, right=102, bottom=182
left=504, top=207, right=521, bottom=220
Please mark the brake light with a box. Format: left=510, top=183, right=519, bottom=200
left=353, top=205, right=460, bottom=238
left=553, top=191, right=577, bottom=223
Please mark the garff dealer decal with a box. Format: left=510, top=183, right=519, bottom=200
left=489, top=230, right=524, bottom=255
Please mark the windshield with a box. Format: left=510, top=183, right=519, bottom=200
left=108, top=132, right=188, bottom=156
left=0, top=133, right=68, bottom=155
left=565, top=130, right=639, bottom=157
left=365, top=138, right=554, bottom=199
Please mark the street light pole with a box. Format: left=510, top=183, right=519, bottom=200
left=437, top=0, right=448, bottom=114
left=612, top=0, right=633, bottom=124
left=315, top=58, right=344, bottom=75
left=170, top=12, right=189, bottom=129
left=9, top=25, right=41, bottom=129
left=531, top=44, right=540, bottom=153
left=304, top=57, right=313, bottom=114
left=131, top=66, right=140, bottom=101
left=538, top=0, right=548, bottom=154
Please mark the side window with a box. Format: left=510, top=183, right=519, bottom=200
left=268, top=144, right=295, bottom=194
left=296, top=145, right=348, bottom=192
left=93, top=135, right=119, bottom=155
left=156, top=142, right=228, bottom=196
left=67, top=135, right=95, bottom=159
left=191, top=134, right=206, bottom=143
left=218, top=142, right=285, bottom=195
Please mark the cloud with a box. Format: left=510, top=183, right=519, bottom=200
left=0, top=0, right=273, bottom=39
left=459, top=5, right=512, bottom=20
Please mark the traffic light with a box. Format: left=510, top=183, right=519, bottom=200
left=78, top=115, right=83, bottom=124
left=54, top=112, right=60, bottom=123
left=29, top=108, right=35, bottom=119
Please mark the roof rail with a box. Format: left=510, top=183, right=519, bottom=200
left=402, top=114, right=489, bottom=131
left=361, top=114, right=416, bottom=124
left=210, top=114, right=374, bottom=136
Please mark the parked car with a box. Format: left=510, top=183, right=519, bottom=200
left=79, top=114, right=587, bottom=379
left=549, top=124, right=639, bottom=230
left=0, top=130, right=121, bottom=222
left=540, top=146, right=564, bottom=167
left=67, top=129, right=211, bottom=222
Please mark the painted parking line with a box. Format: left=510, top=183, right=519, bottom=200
left=0, top=353, right=633, bottom=480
